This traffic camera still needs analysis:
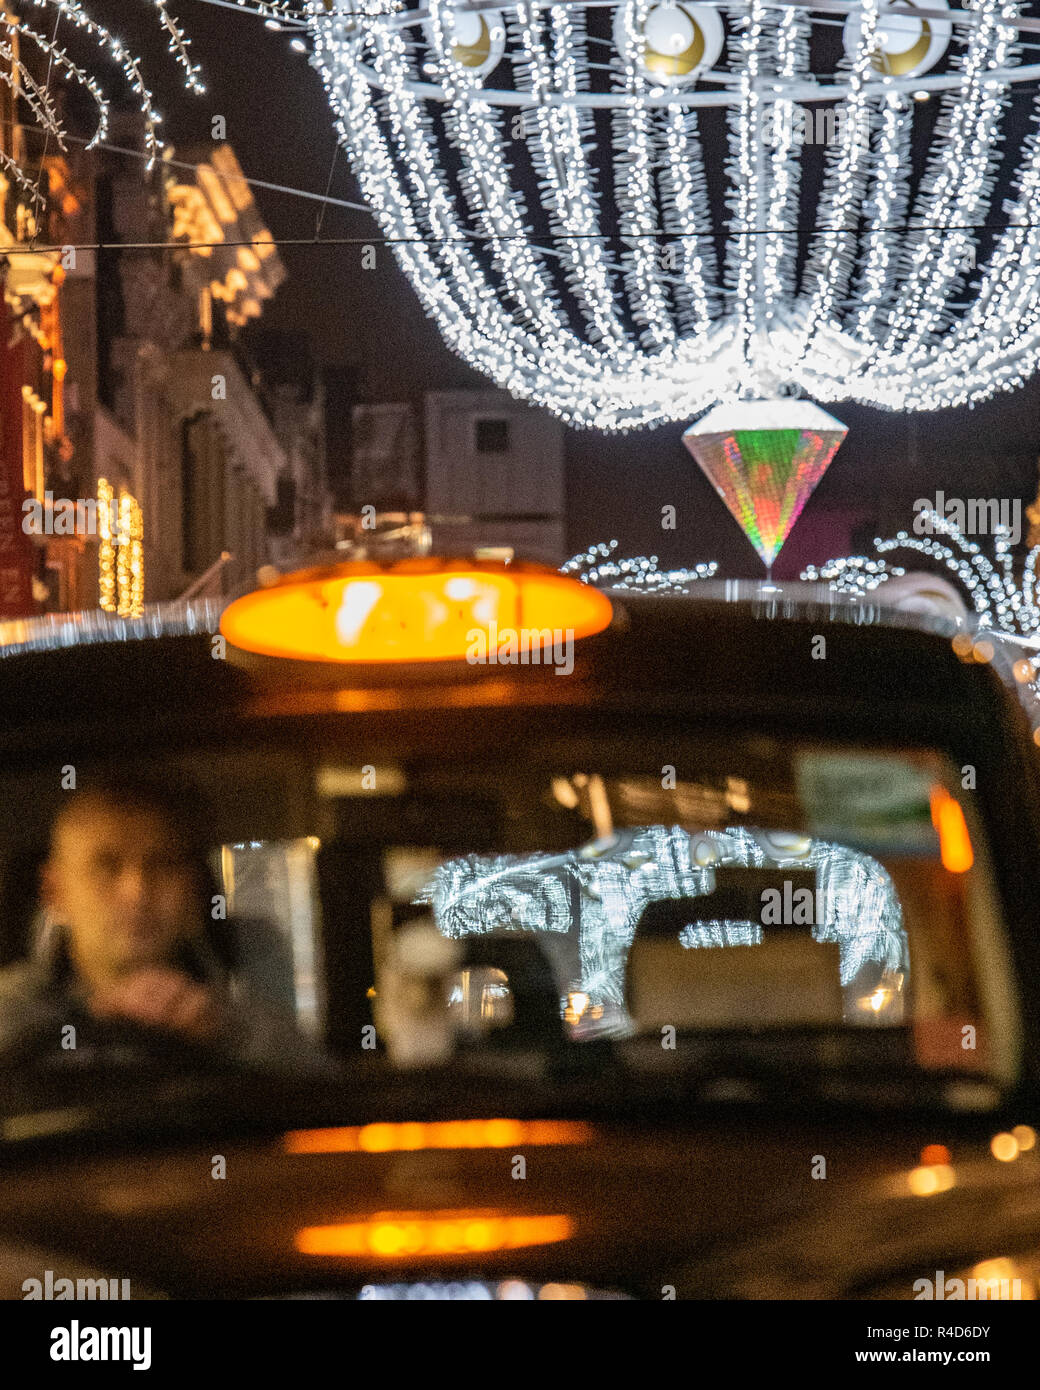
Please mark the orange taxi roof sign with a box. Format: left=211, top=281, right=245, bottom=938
left=219, top=557, right=613, bottom=664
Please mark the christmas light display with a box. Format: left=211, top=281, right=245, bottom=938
left=97, top=478, right=145, bottom=618
left=802, top=507, right=1040, bottom=701
left=682, top=399, right=847, bottom=567
left=97, top=476, right=116, bottom=613
left=2, top=1, right=205, bottom=208
left=301, top=0, right=1040, bottom=428
left=561, top=538, right=717, bottom=593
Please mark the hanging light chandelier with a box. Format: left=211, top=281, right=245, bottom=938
left=302, top=0, right=1040, bottom=430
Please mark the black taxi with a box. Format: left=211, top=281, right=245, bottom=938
left=0, top=559, right=1037, bottom=1303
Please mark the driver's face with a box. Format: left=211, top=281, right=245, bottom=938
left=41, top=800, right=203, bottom=985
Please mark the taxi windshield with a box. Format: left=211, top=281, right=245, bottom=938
left=0, top=732, right=1020, bottom=1103
left=396, top=744, right=1016, bottom=1080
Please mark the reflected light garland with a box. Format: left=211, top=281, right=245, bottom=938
left=424, top=825, right=906, bottom=1014
left=116, top=490, right=144, bottom=619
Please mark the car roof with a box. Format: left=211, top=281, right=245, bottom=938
left=0, top=584, right=1023, bottom=753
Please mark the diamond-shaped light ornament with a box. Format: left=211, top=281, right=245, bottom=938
left=683, top=401, right=848, bottom=570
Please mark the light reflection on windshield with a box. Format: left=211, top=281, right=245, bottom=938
left=425, top=824, right=908, bottom=1028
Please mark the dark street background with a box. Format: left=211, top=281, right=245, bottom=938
left=86, top=2, right=1040, bottom=576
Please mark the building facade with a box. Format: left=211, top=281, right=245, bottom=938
left=345, top=388, right=565, bottom=565
left=0, top=18, right=329, bottom=620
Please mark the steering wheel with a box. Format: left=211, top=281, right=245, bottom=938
left=8, top=1009, right=238, bottom=1078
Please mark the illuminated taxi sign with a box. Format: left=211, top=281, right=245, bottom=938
left=219, top=558, right=613, bottom=664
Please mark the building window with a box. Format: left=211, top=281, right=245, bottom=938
left=269, top=473, right=296, bottom=536
left=181, top=417, right=201, bottom=573
left=473, top=417, right=510, bottom=455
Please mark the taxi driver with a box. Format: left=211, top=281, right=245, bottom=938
left=0, top=777, right=327, bottom=1072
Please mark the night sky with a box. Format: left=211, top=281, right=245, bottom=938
left=88, top=3, right=1040, bottom=576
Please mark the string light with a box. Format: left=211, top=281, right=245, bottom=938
left=114, top=490, right=144, bottom=618
left=561, top=539, right=718, bottom=594
left=97, top=476, right=115, bottom=613
left=116, top=492, right=132, bottom=617
left=803, top=507, right=1040, bottom=704
left=97, top=479, right=144, bottom=618
left=427, top=824, right=906, bottom=1018
left=302, top=0, right=1040, bottom=428
left=2, top=0, right=205, bottom=208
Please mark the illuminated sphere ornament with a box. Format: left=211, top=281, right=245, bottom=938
left=430, top=6, right=507, bottom=76
left=612, top=3, right=725, bottom=85
left=843, top=0, right=953, bottom=79
left=303, top=0, right=1040, bottom=429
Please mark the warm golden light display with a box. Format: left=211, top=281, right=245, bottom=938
left=98, top=481, right=144, bottom=618
left=283, top=1118, right=594, bottom=1155
left=116, top=492, right=144, bottom=619
left=294, top=1211, right=574, bottom=1259
left=167, top=146, right=285, bottom=327
left=97, top=479, right=116, bottom=614
left=220, top=559, right=613, bottom=664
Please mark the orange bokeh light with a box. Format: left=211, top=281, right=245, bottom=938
left=920, top=1144, right=951, bottom=1167
left=907, top=1163, right=956, bottom=1196
left=294, top=1211, right=574, bottom=1258
left=929, top=786, right=974, bottom=873
left=991, top=1132, right=1020, bottom=1162
left=283, top=1118, right=593, bottom=1155
left=219, top=558, right=613, bottom=664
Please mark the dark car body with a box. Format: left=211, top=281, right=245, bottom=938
left=0, top=585, right=1038, bottom=1300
